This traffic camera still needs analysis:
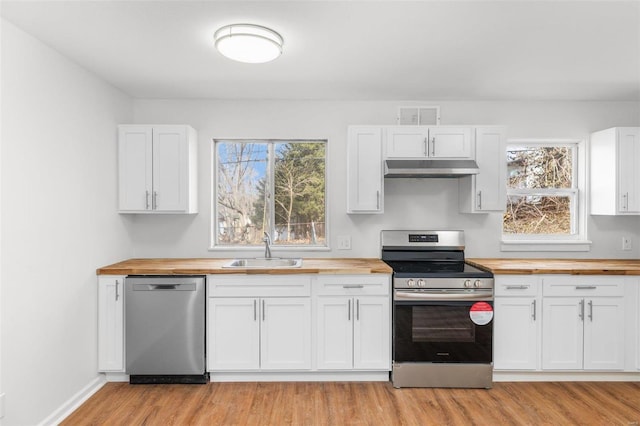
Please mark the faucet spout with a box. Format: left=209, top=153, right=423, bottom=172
left=263, top=232, right=272, bottom=258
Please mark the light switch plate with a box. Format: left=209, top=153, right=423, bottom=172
left=0, top=392, right=5, bottom=419
left=337, top=235, right=351, bottom=250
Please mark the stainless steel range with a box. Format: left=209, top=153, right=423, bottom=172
left=381, top=230, right=494, bottom=389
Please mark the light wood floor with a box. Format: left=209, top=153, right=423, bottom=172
left=62, top=381, right=640, bottom=425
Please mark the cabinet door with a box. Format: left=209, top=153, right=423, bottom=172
left=98, top=276, right=125, bottom=372
left=208, top=298, right=260, bottom=370
left=386, top=126, right=429, bottom=158
left=429, top=127, right=472, bottom=158
left=118, top=126, right=153, bottom=211
left=494, top=297, right=538, bottom=370
left=583, top=297, right=625, bottom=370
left=316, top=297, right=353, bottom=370
left=353, top=296, right=390, bottom=370
left=261, top=298, right=311, bottom=370
left=347, top=126, right=383, bottom=213
left=473, top=127, right=506, bottom=212
left=152, top=126, right=189, bottom=212
left=617, top=128, right=640, bottom=213
left=542, top=298, right=583, bottom=370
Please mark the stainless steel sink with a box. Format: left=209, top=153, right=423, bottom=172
left=223, top=258, right=303, bottom=268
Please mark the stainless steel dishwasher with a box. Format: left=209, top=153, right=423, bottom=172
left=125, top=276, right=207, bottom=384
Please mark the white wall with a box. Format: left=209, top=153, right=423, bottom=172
left=1, top=20, right=133, bottom=425
left=131, top=99, right=640, bottom=259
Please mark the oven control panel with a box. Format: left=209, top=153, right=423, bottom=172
left=394, top=277, right=494, bottom=290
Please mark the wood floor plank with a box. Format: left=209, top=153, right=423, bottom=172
left=61, top=381, right=640, bottom=426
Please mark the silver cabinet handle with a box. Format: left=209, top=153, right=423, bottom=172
left=254, top=299, right=257, bottom=321
left=579, top=299, right=584, bottom=321
left=423, top=138, right=428, bottom=156
left=477, top=191, right=482, bottom=209
left=348, top=299, right=351, bottom=321
left=531, top=299, right=536, bottom=321
left=343, top=284, right=364, bottom=289
left=262, top=299, right=265, bottom=321
left=622, top=192, right=628, bottom=210
left=506, top=285, right=530, bottom=290
left=145, top=191, right=150, bottom=210
left=431, top=137, right=435, bottom=156
left=152, top=191, right=158, bottom=210
left=588, top=300, right=593, bottom=321
left=575, top=286, right=597, bottom=290
left=356, top=299, right=360, bottom=321
left=115, top=279, right=120, bottom=301
left=376, top=190, right=380, bottom=210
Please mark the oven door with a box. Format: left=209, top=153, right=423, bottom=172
left=393, top=292, right=493, bottom=364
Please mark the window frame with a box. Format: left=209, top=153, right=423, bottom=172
left=210, top=138, right=329, bottom=251
left=501, top=138, right=590, bottom=252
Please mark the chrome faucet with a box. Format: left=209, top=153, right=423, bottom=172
left=263, top=232, right=272, bottom=258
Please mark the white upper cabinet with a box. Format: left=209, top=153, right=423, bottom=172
left=459, top=126, right=507, bottom=213
left=385, top=126, right=430, bottom=157
left=347, top=126, right=384, bottom=214
left=590, top=127, right=640, bottom=215
left=386, top=126, right=473, bottom=159
left=118, top=125, right=198, bottom=214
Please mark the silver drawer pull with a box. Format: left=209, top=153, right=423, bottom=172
left=342, top=285, right=364, bottom=289
left=505, top=285, right=530, bottom=290
left=575, top=285, right=597, bottom=290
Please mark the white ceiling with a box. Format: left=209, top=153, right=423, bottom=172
left=2, top=0, right=639, bottom=101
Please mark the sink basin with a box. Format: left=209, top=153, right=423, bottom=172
left=223, top=258, right=303, bottom=268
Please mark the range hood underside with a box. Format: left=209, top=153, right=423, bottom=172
left=384, top=159, right=480, bottom=178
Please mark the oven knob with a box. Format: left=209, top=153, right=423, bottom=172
left=464, top=280, right=472, bottom=288
left=417, top=279, right=426, bottom=287
left=407, top=279, right=415, bottom=287
left=474, top=280, right=482, bottom=288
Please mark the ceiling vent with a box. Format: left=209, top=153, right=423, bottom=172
left=397, top=106, right=440, bottom=126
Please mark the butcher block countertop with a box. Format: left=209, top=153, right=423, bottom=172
left=466, top=258, right=640, bottom=275
left=96, top=258, right=393, bottom=276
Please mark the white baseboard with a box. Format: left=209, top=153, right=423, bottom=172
left=38, top=376, right=106, bottom=426
left=494, top=371, right=640, bottom=382
left=210, top=371, right=390, bottom=382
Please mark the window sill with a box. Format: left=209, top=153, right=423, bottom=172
left=208, top=245, right=331, bottom=252
left=500, top=240, right=592, bottom=252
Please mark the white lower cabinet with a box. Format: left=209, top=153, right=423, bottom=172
left=208, top=297, right=311, bottom=371
left=315, top=275, right=391, bottom=371
left=541, top=277, right=626, bottom=371
left=98, top=275, right=125, bottom=372
left=317, top=296, right=390, bottom=370
left=493, top=276, right=541, bottom=370
left=208, top=275, right=312, bottom=371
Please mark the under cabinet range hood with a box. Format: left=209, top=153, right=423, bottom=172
left=384, top=159, right=480, bottom=178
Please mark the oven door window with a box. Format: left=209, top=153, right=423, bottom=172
left=394, top=301, right=492, bottom=363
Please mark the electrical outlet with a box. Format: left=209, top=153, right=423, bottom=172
left=622, top=236, right=632, bottom=251
left=337, top=235, right=352, bottom=250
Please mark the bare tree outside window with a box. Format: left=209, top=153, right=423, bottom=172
left=214, top=140, right=326, bottom=247
left=503, top=146, right=576, bottom=235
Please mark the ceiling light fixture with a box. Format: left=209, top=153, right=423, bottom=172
left=214, top=23, right=283, bottom=64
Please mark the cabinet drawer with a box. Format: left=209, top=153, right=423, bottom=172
left=208, top=275, right=312, bottom=297
left=495, top=275, right=540, bottom=297
left=315, top=275, right=390, bottom=296
left=542, top=276, right=625, bottom=297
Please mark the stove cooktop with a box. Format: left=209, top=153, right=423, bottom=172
left=383, top=261, right=493, bottom=279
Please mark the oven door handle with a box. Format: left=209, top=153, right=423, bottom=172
left=394, top=290, right=493, bottom=301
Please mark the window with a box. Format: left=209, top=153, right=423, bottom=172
left=213, top=139, right=326, bottom=248
left=502, top=139, right=588, bottom=249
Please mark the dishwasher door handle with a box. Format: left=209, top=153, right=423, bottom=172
left=133, top=283, right=197, bottom=291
